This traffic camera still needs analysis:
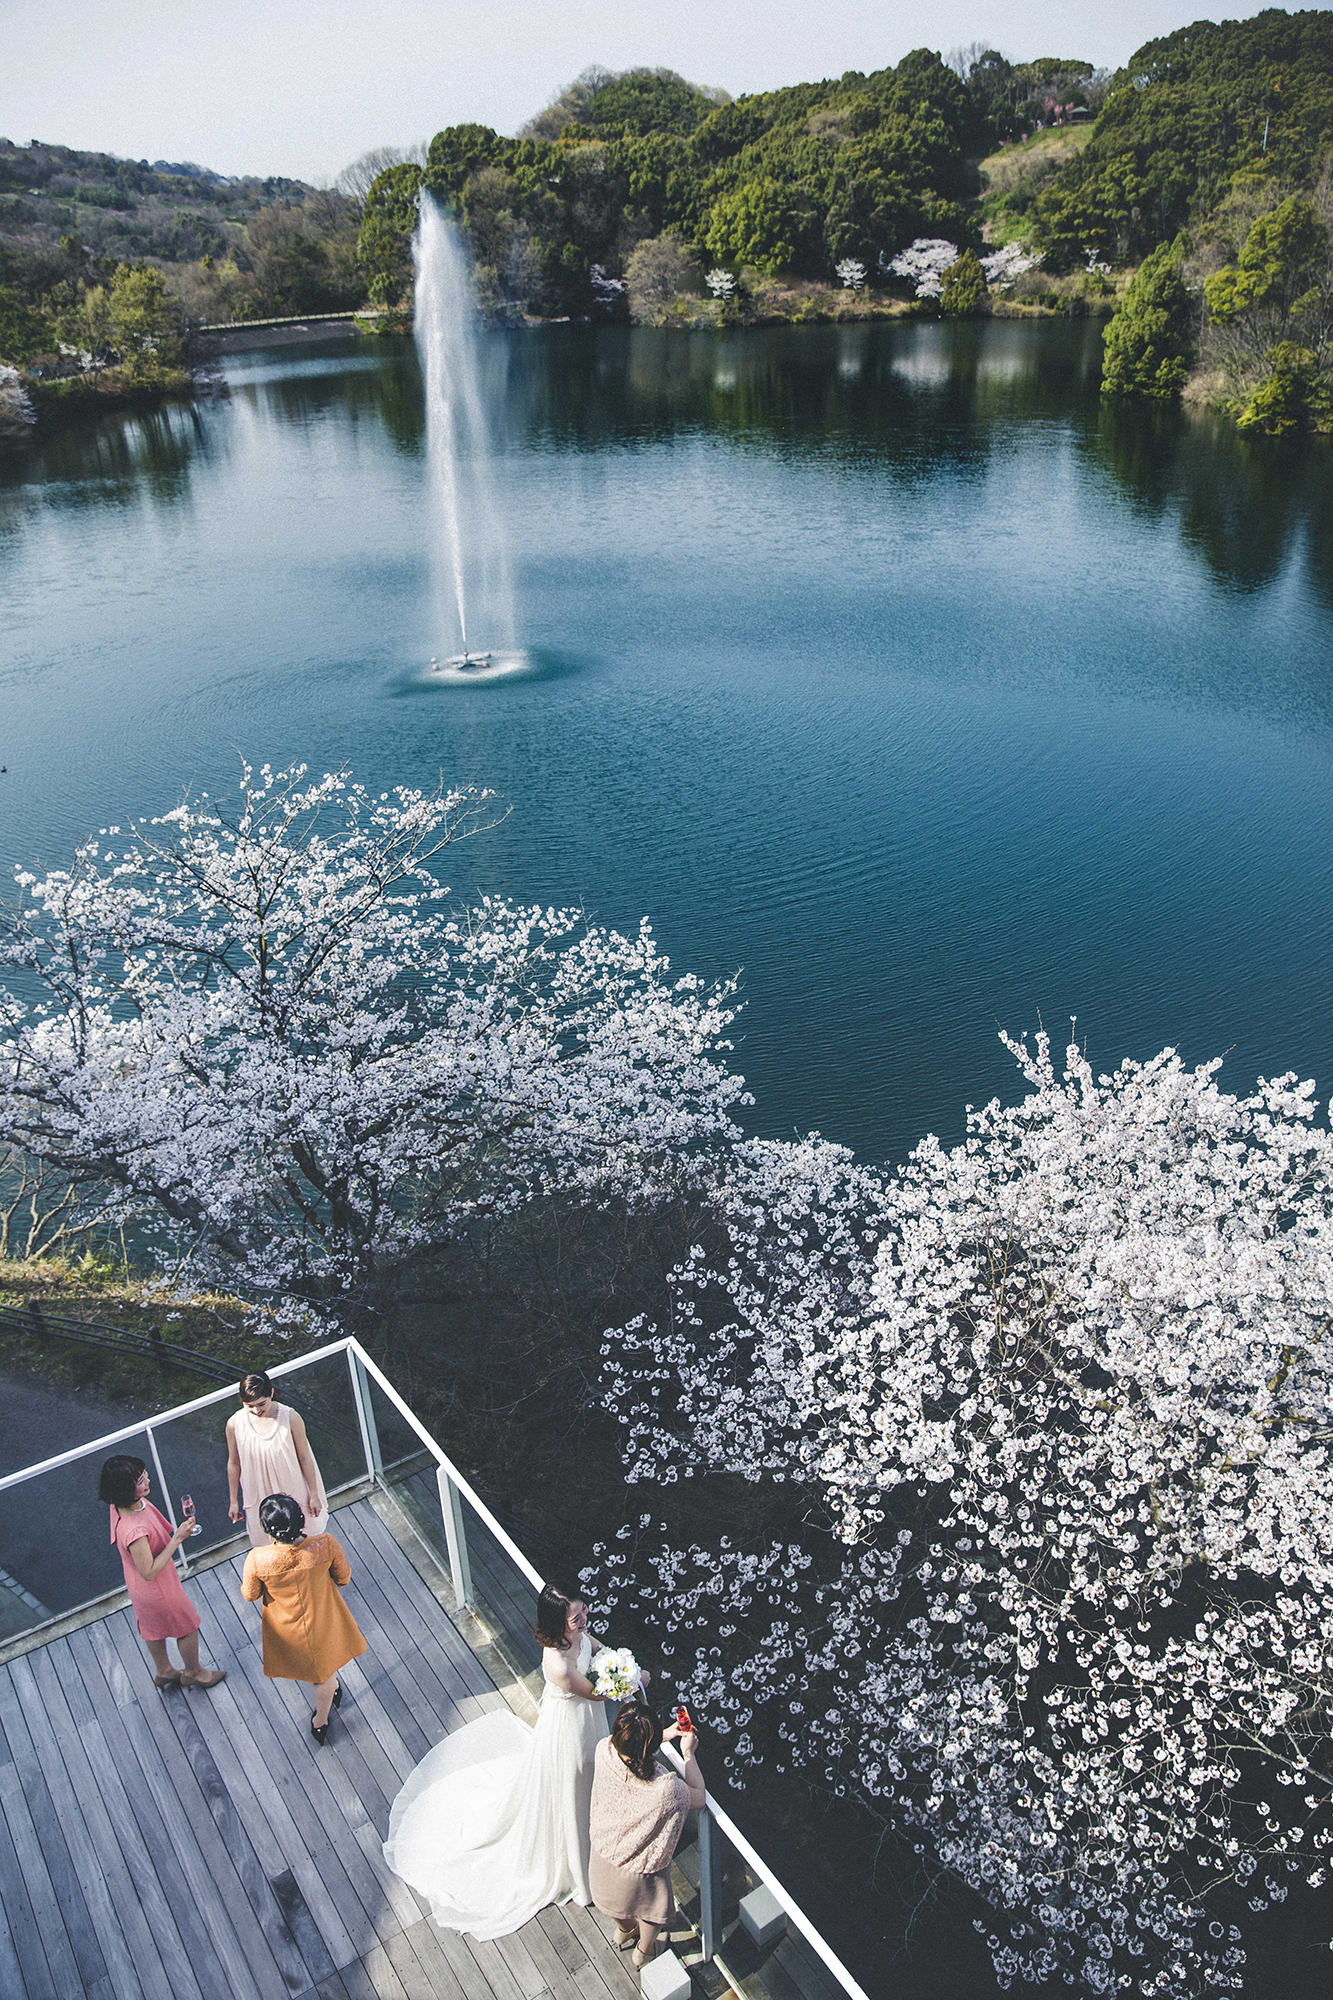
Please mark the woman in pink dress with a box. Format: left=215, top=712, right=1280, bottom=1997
left=98, top=1455, right=226, bottom=1690
left=225, top=1370, right=328, bottom=1549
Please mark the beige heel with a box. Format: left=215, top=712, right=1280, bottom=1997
left=153, top=1670, right=182, bottom=1690
left=181, top=1667, right=226, bottom=1690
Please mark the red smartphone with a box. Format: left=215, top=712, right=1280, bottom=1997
left=675, top=1704, right=695, bottom=1733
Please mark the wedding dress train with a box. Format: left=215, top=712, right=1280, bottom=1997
left=383, top=1630, right=610, bottom=1939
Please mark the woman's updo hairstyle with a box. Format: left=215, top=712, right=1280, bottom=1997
left=534, top=1581, right=582, bottom=1650
left=611, top=1700, right=662, bottom=1781
left=97, top=1454, right=146, bottom=1509
left=258, top=1492, right=306, bottom=1543
left=239, top=1370, right=275, bottom=1403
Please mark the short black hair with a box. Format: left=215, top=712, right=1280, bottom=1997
left=240, top=1370, right=275, bottom=1401
left=258, top=1492, right=306, bottom=1543
left=98, top=1455, right=146, bottom=1509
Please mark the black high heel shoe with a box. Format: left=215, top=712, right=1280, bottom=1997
left=311, top=1713, right=329, bottom=1746
left=332, top=1681, right=343, bottom=1711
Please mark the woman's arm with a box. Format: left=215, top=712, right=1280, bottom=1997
left=664, top=1725, right=708, bottom=1809
left=128, top=1522, right=191, bottom=1582
left=326, top=1536, right=351, bottom=1588
left=543, top=1648, right=601, bottom=1701
left=226, top=1416, right=243, bottom=1522
left=239, top=1552, right=264, bottom=1603
left=679, top=1734, right=707, bottom=1810
left=289, top=1413, right=321, bottom=1517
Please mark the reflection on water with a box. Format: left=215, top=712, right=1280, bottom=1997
left=2, top=320, right=1332, bottom=1168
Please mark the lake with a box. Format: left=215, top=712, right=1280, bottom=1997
left=3, top=318, right=1333, bottom=1167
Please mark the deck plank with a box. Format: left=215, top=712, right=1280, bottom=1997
left=63, top=1624, right=245, bottom=2000
left=4, top=1648, right=178, bottom=2000
left=183, top=1569, right=398, bottom=1958
left=0, top=1672, right=116, bottom=2000
left=89, top=1615, right=294, bottom=2000
left=96, top=1614, right=315, bottom=1997
left=0, top=1491, right=845, bottom=2000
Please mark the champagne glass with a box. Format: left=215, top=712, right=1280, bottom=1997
left=180, top=1492, right=201, bottom=1537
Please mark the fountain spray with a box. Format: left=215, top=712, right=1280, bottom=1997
left=412, top=194, right=516, bottom=669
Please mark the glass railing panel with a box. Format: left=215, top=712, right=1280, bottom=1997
left=455, top=1488, right=544, bottom=1701
left=0, top=1429, right=156, bottom=1639
left=362, top=1373, right=447, bottom=1572
left=276, top=1349, right=370, bottom=1496
left=145, top=1396, right=245, bottom=1559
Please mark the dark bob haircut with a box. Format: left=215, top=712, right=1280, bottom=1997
left=534, top=1581, right=584, bottom=1651
left=258, top=1492, right=306, bottom=1543
left=98, top=1455, right=147, bottom=1509
left=239, top=1370, right=275, bottom=1402
left=611, top=1700, right=661, bottom=1782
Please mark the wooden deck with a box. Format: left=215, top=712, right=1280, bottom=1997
left=0, top=1491, right=652, bottom=2000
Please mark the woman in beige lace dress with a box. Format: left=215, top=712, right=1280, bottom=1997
left=589, top=1704, right=706, bottom=1968
left=226, top=1370, right=328, bottom=1548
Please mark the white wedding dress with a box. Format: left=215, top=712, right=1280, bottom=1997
left=383, top=1632, right=610, bottom=1939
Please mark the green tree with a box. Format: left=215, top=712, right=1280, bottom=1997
left=357, top=162, right=422, bottom=307
left=940, top=247, right=988, bottom=315
left=1203, top=188, right=1333, bottom=429
left=1234, top=341, right=1331, bottom=434
left=1100, top=242, right=1195, bottom=398
left=705, top=179, right=796, bottom=273
left=0, top=291, right=55, bottom=363
left=1205, top=194, right=1331, bottom=358
left=105, top=264, right=183, bottom=384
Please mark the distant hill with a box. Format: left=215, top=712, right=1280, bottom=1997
left=0, top=138, right=313, bottom=266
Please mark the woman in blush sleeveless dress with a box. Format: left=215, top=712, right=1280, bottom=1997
left=226, top=1369, right=328, bottom=1548
left=384, top=1580, right=634, bottom=1939
left=99, top=1454, right=226, bottom=1690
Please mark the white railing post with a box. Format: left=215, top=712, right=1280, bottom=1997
left=145, top=1424, right=189, bottom=1575
left=347, top=1347, right=382, bottom=1483
left=699, top=1806, right=723, bottom=1962
left=436, top=1463, right=473, bottom=1611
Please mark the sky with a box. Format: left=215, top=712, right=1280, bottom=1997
left=4, top=0, right=1275, bottom=185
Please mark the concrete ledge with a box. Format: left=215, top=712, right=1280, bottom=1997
left=640, top=1946, right=693, bottom=2000
left=739, top=1883, right=788, bottom=1951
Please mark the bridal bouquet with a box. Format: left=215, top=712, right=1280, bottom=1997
left=590, top=1646, right=643, bottom=1701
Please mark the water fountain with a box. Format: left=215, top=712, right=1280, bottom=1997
left=412, top=193, right=520, bottom=678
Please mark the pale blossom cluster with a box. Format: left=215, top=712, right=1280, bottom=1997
left=705, top=269, right=736, bottom=300
left=593, top=1030, right=1333, bottom=1995
left=589, top=264, right=627, bottom=310
left=980, top=243, right=1039, bottom=290
left=834, top=258, right=867, bottom=292
left=0, top=764, right=749, bottom=1297
left=884, top=238, right=960, bottom=298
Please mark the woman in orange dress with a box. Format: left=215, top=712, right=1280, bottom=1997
left=99, top=1454, right=227, bottom=1691
left=240, top=1491, right=366, bottom=1743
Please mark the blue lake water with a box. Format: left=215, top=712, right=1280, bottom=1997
left=3, top=318, right=1332, bottom=1167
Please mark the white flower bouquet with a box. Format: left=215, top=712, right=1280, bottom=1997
left=589, top=1646, right=643, bottom=1701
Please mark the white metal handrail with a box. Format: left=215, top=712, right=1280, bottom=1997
left=0, top=1334, right=870, bottom=2000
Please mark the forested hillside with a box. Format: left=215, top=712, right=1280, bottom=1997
left=360, top=52, right=1093, bottom=318
left=4, top=14, right=1333, bottom=440
left=1032, top=9, right=1333, bottom=266
left=0, top=137, right=364, bottom=365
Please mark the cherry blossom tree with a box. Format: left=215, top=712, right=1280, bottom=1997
left=595, top=1029, right=1333, bottom=1996
left=886, top=238, right=960, bottom=299
left=835, top=258, right=867, bottom=291
left=0, top=764, right=748, bottom=1298
left=981, top=243, right=1039, bottom=290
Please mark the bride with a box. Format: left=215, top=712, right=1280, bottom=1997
left=384, top=1580, right=645, bottom=1938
